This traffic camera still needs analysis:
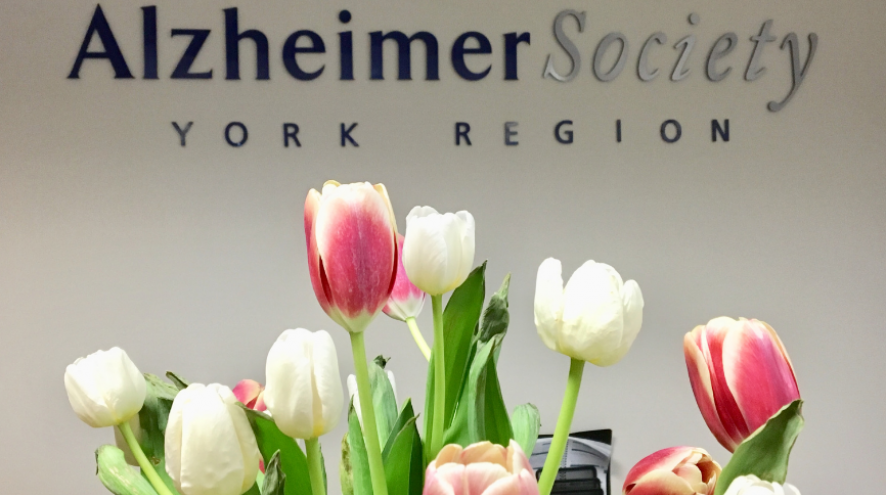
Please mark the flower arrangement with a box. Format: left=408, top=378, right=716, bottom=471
left=64, top=180, right=805, bottom=495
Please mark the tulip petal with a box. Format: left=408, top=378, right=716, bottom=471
left=603, top=278, right=643, bottom=366
left=165, top=388, right=186, bottom=491
left=560, top=261, right=624, bottom=365
left=684, top=329, right=738, bottom=452
left=384, top=234, right=427, bottom=321
left=701, top=317, right=751, bottom=447
left=722, top=320, right=801, bottom=434
left=465, top=463, right=510, bottom=495
left=459, top=442, right=508, bottom=467
left=404, top=208, right=452, bottom=295
left=179, top=386, right=245, bottom=495
left=264, top=329, right=315, bottom=439
left=232, top=379, right=263, bottom=409
left=310, top=330, right=344, bottom=437
left=434, top=463, right=467, bottom=495
left=534, top=258, right=564, bottom=354
left=624, top=447, right=695, bottom=489
left=625, top=469, right=695, bottom=495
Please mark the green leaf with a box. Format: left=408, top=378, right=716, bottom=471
left=382, top=416, right=424, bottom=495
left=263, top=450, right=287, bottom=495
left=346, top=402, right=372, bottom=495
left=423, top=263, right=487, bottom=460
left=340, top=431, right=354, bottom=495
left=714, top=400, right=805, bottom=495
left=478, top=274, right=511, bottom=345
left=96, top=445, right=158, bottom=495
left=443, top=338, right=513, bottom=447
left=134, top=374, right=179, bottom=493
left=370, top=356, right=399, bottom=445
left=241, top=406, right=314, bottom=495
left=164, top=372, right=189, bottom=391
left=511, top=404, right=541, bottom=456
left=383, top=400, right=416, bottom=459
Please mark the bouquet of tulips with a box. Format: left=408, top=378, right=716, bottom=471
left=64, top=180, right=805, bottom=495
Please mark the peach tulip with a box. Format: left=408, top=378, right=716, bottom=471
left=423, top=440, right=539, bottom=495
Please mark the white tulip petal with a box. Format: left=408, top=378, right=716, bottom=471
left=310, top=330, right=344, bottom=437
left=560, top=261, right=624, bottom=364
left=178, top=386, right=245, bottom=495
left=215, top=384, right=261, bottom=493
left=264, top=329, right=315, bottom=439
left=347, top=374, right=362, bottom=425
left=534, top=258, right=565, bottom=353
left=600, top=279, right=644, bottom=366
left=404, top=215, right=451, bottom=295
left=454, top=210, right=476, bottom=288
left=164, top=385, right=188, bottom=493
left=386, top=370, right=398, bottom=404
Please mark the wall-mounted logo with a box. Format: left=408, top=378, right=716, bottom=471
left=67, top=4, right=819, bottom=148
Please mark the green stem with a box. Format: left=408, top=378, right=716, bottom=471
left=538, top=358, right=585, bottom=495
left=118, top=421, right=176, bottom=495
left=305, top=437, right=325, bottom=495
left=349, top=331, right=389, bottom=495
left=430, top=294, right=446, bottom=459
left=405, top=316, right=431, bottom=361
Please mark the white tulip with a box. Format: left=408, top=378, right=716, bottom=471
left=165, top=383, right=261, bottom=495
left=403, top=206, right=475, bottom=295
left=723, top=475, right=800, bottom=495
left=347, top=370, right=397, bottom=426
left=534, top=258, right=644, bottom=366
left=64, top=347, right=146, bottom=428
left=263, top=329, right=344, bottom=439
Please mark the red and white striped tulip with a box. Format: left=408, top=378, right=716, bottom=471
left=423, top=440, right=539, bottom=495
left=232, top=379, right=266, bottom=412
left=383, top=234, right=427, bottom=321
left=305, top=180, right=398, bottom=333
left=684, top=317, right=800, bottom=452
left=623, top=446, right=721, bottom=495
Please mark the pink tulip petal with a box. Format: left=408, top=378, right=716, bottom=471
left=232, top=380, right=263, bottom=409
left=700, top=319, right=751, bottom=446
left=314, top=183, right=396, bottom=330
left=254, top=392, right=267, bottom=412
left=434, top=464, right=466, bottom=495
left=673, top=464, right=705, bottom=493
left=723, top=319, right=801, bottom=433
left=481, top=475, right=521, bottom=495
left=684, top=331, right=738, bottom=452
left=516, top=471, right=540, bottom=495
left=435, top=444, right=464, bottom=467
left=384, top=234, right=427, bottom=320
left=506, top=440, right=534, bottom=474
left=464, top=463, right=510, bottom=495
left=624, top=447, right=694, bottom=489
left=424, top=469, right=458, bottom=495
left=625, top=469, right=694, bottom=495
left=305, top=189, right=340, bottom=325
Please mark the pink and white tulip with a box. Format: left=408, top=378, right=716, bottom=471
left=423, top=440, right=539, bottom=495
left=305, top=180, right=398, bottom=333
left=623, top=446, right=721, bottom=495
left=684, top=317, right=800, bottom=452
left=232, top=379, right=267, bottom=412
left=384, top=234, right=428, bottom=321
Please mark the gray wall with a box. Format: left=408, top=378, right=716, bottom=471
left=1, top=0, right=884, bottom=493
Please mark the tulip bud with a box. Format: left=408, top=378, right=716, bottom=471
left=232, top=379, right=267, bottom=412
left=64, top=347, right=147, bottom=428
left=534, top=258, right=644, bottom=366
left=264, top=329, right=344, bottom=439
left=165, top=383, right=261, bottom=495
left=383, top=234, right=428, bottom=321
left=346, top=370, right=397, bottom=427
left=305, top=180, right=398, bottom=334
left=424, top=440, right=539, bottom=495
left=403, top=206, right=475, bottom=296
left=623, top=446, right=721, bottom=495
left=722, top=475, right=800, bottom=495
left=684, top=317, right=800, bottom=452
